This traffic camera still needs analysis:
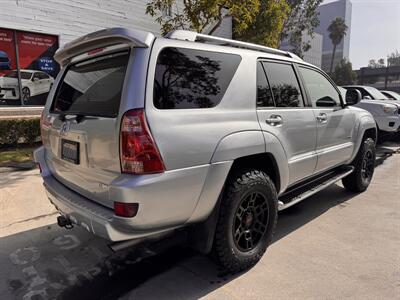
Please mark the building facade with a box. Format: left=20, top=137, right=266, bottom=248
left=315, top=0, right=352, bottom=72
left=280, top=32, right=323, bottom=68
left=0, top=0, right=231, bottom=107
left=357, top=66, right=400, bottom=93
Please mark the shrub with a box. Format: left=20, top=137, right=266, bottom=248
left=0, top=118, right=41, bottom=147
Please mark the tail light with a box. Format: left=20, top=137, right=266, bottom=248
left=120, top=109, right=165, bottom=174
left=40, top=110, right=51, bottom=145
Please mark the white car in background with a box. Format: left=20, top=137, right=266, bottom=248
left=340, top=86, right=400, bottom=139
left=0, top=69, right=54, bottom=103
left=381, top=90, right=400, bottom=101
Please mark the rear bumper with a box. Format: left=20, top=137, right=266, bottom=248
left=40, top=169, right=185, bottom=242
left=34, top=146, right=228, bottom=242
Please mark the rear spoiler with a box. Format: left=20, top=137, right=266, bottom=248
left=55, top=27, right=155, bottom=66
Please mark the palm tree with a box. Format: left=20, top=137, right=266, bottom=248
left=327, top=17, right=348, bottom=74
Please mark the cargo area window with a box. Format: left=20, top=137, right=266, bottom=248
left=51, top=51, right=130, bottom=117
left=153, top=47, right=241, bottom=109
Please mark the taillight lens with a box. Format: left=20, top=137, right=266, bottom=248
left=120, top=109, right=165, bottom=174
left=114, top=202, right=139, bottom=218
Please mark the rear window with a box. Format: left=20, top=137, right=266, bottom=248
left=153, top=47, right=241, bottom=109
left=52, top=51, right=129, bottom=117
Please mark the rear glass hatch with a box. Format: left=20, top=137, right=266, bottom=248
left=44, top=50, right=130, bottom=208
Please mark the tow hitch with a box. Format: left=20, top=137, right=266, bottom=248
left=57, top=215, right=73, bottom=229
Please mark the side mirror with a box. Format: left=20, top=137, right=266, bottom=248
left=364, top=95, right=372, bottom=100
left=316, top=96, right=337, bottom=107
left=33, top=77, right=39, bottom=82
left=345, top=89, right=362, bottom=105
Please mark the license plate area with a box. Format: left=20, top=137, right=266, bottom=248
left=61, top=139, right=80, bottom=164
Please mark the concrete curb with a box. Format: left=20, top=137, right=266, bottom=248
left=0, top=161, right=37, bottom=172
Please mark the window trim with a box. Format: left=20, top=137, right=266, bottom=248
left=296, top=63, right=345, bottom=108
left=256, top=61, right=276, bottom=108
left=257, top=58, right=307, bottom=110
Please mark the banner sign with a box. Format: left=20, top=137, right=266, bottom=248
left=16, top=31, right=59, bottom=78
left=0, top=28, right=59, bottom=106
left=0, top=28, right=17, bottom=76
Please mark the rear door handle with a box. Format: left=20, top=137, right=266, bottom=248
left=316, top=113, right=328, bottom=123
left=266, top=115, right=283, bottom=126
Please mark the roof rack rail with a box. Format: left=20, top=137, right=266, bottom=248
left=165, top=30, right=301, bottom=60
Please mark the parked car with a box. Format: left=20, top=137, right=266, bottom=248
left=380, top=90, right=400, bottom=101
left=0, top=69, right=54, bottom=103
left=342, top=85, right=400, bottom=138
left=0, top=50, right=11, bottom=70
left=35, top=28, right=377, bottom=273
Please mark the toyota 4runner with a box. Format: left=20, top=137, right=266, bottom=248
left=35, top=28, right=377, bottom=273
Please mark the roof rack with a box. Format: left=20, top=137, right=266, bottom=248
left=165, top=30, right=302, bottom=61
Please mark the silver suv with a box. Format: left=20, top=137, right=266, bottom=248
left=35, top=28, right=377, bottom=273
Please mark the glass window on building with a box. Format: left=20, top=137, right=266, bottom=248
left=0, top=28, right=59, bottom=106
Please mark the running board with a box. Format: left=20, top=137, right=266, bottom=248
left=278, top=166, right=354, bottom=211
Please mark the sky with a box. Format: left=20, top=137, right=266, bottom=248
left=322, top=0, right=400, bottom=69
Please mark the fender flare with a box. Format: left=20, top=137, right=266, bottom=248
left=349, top=114, right=377, bottom=162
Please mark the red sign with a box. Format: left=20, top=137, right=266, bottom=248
left=16, top=31, right=59, bottom=77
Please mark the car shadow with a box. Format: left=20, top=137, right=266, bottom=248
left=0, top=185, right=377, bottom=300
left=0, top=143, right=398, bottom=299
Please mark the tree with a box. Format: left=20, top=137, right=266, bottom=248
left=280, top=0, right=323, bottom=58
left=387, top=50, right=400, bottom=66
left=377, top=58, right=386, bottom=67
left=368, top=58, right=385, bottom=68
left=234, top=0, right=289, bottom=48
left=368, top=59, right=377, bottom=68
left=331, top=59, right=356, bottom=85
left=327, top=17, right=348, bottom=74
left=145, top=0, right=260, bottom=36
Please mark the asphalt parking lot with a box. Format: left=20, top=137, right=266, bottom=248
left=0, top=142, right=399, bottom=300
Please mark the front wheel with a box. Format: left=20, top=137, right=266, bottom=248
left=342, top=138, right=376, bottom=192
left=214, top=169, right=278, bottom=273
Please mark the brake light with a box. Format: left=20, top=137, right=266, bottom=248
left=87, top=48, right=104, bottom=56
left=114, top=202, right=139, bottom=218
left=120, top=109, right=165, bottom=174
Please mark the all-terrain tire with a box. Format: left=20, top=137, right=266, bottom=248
left=342, top=137, right=376, bottom=192
left=214, top=169, right=278, bottom=273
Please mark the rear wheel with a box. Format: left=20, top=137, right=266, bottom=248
left=21, top=87, right=31, bottom=104
left=214, top=169, right=278, bottom=273
left=342, top=137, right=375, bottom=192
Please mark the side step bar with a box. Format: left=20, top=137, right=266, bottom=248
left=278, top=166, right=354, bottom=211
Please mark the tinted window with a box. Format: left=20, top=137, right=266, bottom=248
left=299, top=67, right=340, bottom=107
left=154, top=47, right=241, bottom=109
left=256, top=62, right=274, bottom=107
left=262, top=62, right=303, bottom=107
left=52, top=51, right=129, bottom=117
left=38, top=73, right=49, bottom=79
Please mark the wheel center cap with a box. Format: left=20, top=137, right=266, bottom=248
left=244, top=212, right=254, bottom=228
